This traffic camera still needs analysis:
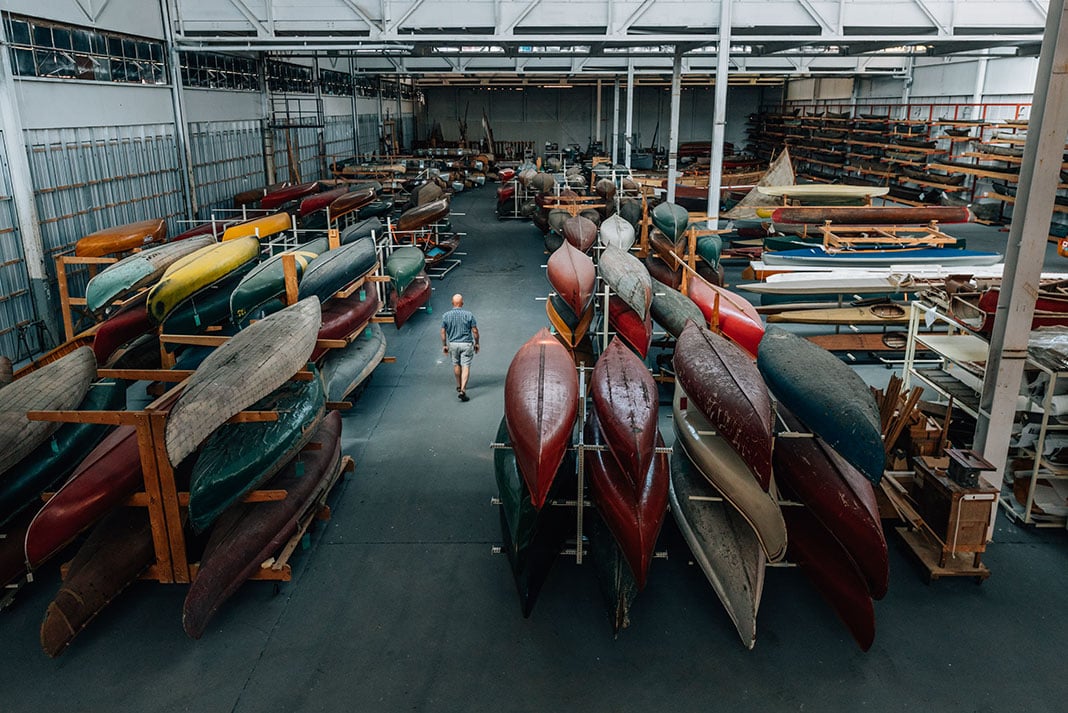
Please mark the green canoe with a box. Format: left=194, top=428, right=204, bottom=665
left=320, top=323, right=387, bottom=402
left=696, top=233, right=722, bottom=269
left=386, top=246, right=426, bottom=296
left=230, top=237, right=329, bottom=322
left=650, top=279, right=704, bottom=338
left=652, top=201, right=690, bottom=242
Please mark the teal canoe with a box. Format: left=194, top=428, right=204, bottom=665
left=230, top=237, right=330, bottom=322
left=298, top=237, right=377, bottom=303
left=340, top=217, right=383, bottom=244
left=386, top=246, right=426, bottom=296
left=652, top=201, right=690, bottom=242
left=187, top=370, right=326, bottom=533
left=85, top=236, right=215, bottom=313
left=696, top=234, right=722, bottom=269
left=320, top=323, right=387, bottom=402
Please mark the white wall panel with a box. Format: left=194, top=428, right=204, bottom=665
left=184, top=88, right=263, bottom=123
left=0, top=129, right=38, bottom=360
left=189, top=120, right=264, bottom=218
left=5, top=0, right=164, bottom=39
left=984, top=57, right=1039, bottom=97
left=14, top=79, right=174, bottom=130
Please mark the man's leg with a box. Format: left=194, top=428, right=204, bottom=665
left=453, top=362, right=462, bottom=390
left=459, top=364, right=470, bottom=393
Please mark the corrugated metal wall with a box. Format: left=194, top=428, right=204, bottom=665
left=323, top=115, right=354, bottom=167
left=273, top=125, right=321, bottom=184
left=357, top=114, right=378, bottom=155
left=189, top=120, right=264, bottom=218
left=0, top=130, right=37, bottom=360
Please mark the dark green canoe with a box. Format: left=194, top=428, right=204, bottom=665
left=652, top=201, right=690, bottom=242
left=162, top=264, right=256, bottom=335
left=320, top=323, right=387, bottom=402
left=358, top=199, right=394, bottom=219
left=696, top=233, right=723, bottom=269
left=298, top=238, right=377, bottom=303
left=230, top=237, right=330, bottom=322
left=589, top=509, right=639, bottom=634
left=650, top=278, right=704, bottom=338
left=385, top=246, right=426, bottom=296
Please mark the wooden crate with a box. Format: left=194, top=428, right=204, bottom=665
left=913, top=456, right=998, bottom=566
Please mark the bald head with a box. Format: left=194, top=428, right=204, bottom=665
left=452, top=294, right=464, bottom=307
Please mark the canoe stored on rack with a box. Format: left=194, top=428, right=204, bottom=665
left=685, top=277, right=764, bottom=357
left=328, top=187, right=377, bottom=223
left=650, top=278, right=705, bottom=338
left=75, top=219, right=167, bottom=258
left=85, top=236, right=215, bottom=313
left=599, top=246, right=652, bottom=321
left=695, top=234, right=723, bottom=269
left=766, top=302, right=909, bottom=325
left=92, top=293, right=152, bottom=365
left=562, top=215, right=598, bottom=253
left=221, top=212, right=292, bottom=242
left=768, top=205, right=971, bottom=225
left=340, top=217, right=384, bottom=244
left=545, top=294, right=594, bottom=348
left=320, top=324, right=386, bottom=402
left=547, top=209, right=570, bottom=235
left=161, top=267, right=254, bottom=336
left=392, top=273, right=431, bottom=329
left=299, top=186, right=349, bottom=217
left=607, top=295, right=653, bottom=358
left=311, top=287, right=381, bottom=362
left=408, top=181, right=444, bottom=208
left=757, top=185, right=889, bottom=199
left=230, top=238, right=329, bottom=322
left=298, top=238, right=377, bottom=304
left=599, top=214, right=636, bottom=251
left=260, top=181, right=321, bottom=210
left=386, top=246, right=427, bottom=296
left=589, top=509, right=639, bottom=633
left=358, top=198, right=394, bottom=219
left=147, top=237, right=260, bottom=324
left=761, top=247, right=1002, bottom=268
left=591, top=337, right=659, bottom=483
left=652, top=201, right=690, bottom=242
left=396, top=198, right=450, bottom=232
left=547, top=241, right=596, bottom=318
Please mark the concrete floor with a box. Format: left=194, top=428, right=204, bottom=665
left=2, top=188, right=1068, bottom=712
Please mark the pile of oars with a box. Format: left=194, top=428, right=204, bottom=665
left=871, top=374, right=946, bottom=456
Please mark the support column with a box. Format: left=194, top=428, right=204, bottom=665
left=160, top=0, right=196, bottom=217
left=312, top=55, right=328, bottom=177
left=395, top=78, right=404, bottom=150
left=666, top=51, right=682, bottom=203
left=595, top=79, right=602, bottom=147
left=612, top=78, right=621, bottom=164
left=259, top=55, right=276, bottom=185
left=624, top=61, right=635, bottom=169
left=376, top=76, right=385, bottom=157
left=969, top=51, right=990, bottom=120
left=974, top=0, right=1068, bottom=534
left=706, top=0, right=732, bottom=220
left=350, top=61, right=361, bottom=157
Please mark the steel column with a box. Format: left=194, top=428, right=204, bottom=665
left=624, top=61, right=634, bottom=169
left=612, top=77, right=620, bottom=164
left=595, top=78, right=602, bottom=145
left=706, top=0, right=732, bottom=219
left=666, top=50, right=682, bottom=203
left=259, top=55, right=276, bottom=184
left=160, top=0, right=197, bottom=217
left=350, top=62, right=361, bottom=156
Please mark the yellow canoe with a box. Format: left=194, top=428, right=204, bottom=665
left=221, top=212, right=292, bottom=242
left=75, top=218, right=167, bottom=257
left=147, top=237, right=260, bottom=323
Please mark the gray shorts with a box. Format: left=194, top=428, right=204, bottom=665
left=449, top=342, right=474, bottom=366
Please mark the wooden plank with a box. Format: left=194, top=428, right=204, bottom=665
left=150, top=410, right=191, bottom=583
left=126, top=489, right=289, bottom=507
left=282, top=252, right=299, bottom=307
left=137, top=412, right=176, bottom=583
left=26, top=409, right=141, bottom=426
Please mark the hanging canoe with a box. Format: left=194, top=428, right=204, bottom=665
left=93, top=293, right=153, bottom=365
left=545, top=294, right=593, bottom=348
left=299, top=186, right=349, bottom=217
left=767, top=302, right=909, bottom=325
left=669, top=444, right=765, bottom=650
left=396, top=198, right=450, bottom=232
left=298, top=238, right=377, bottom=303
left=146, top=237, right=260, bottom=324
left=221, top=212, right=292, bottom=242
left=328, top=187, right=377, bottom=223
left=260, top=181, right=320, bottom=210
left=686, top=276, right=764, bottom=357
left=674, top=321, right=774, bottom=490
left=392, top=273, right=431, bottom=329
left=311, top=287, right=381, bottom=362
left=183, top=411, right=343, bottom=639
left=650, top=278, right=705, bottom=338
left=187, top=374, right=325, bottom=533
left=599, top=246, right=652, bottom=321
left=386, top=246, right=426, bottom=296
left=0, top=347, right=96, bottom=480
left=590, top=337, right=658, bottom=483
left=652, top=201, right=690, bottom=242
left=320, top=324, right=387, bottom=402
left=607, top=295, right=653, bottom=358
left=504, top=329, right=579, bottom=510
left=230, top=237, right=329, bottom=322
left=164, top=297, right=321, bottom=467
left=672, top=382, right=787, bottom=562
left=562, top=215, right=598, bottom=253
left=768, top=205, right=971, bottom=225
left=599, top=214, right=636, bottom=251
left=547, top=241, right=596, bottom=317
left=757, top=327, right=885, bottom=484
left=85, top=236, right=215, bottom=313
left=74, top=218, right=167, bottom=258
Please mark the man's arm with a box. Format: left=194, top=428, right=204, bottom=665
left=473, top=326, right=480, bottom=352
left=441, top=327, right=448, bottom=353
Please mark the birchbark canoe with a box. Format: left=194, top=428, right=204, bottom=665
left=585, top=407, right=668, bottom=590
left=39, top=507, right=155, bottom=657
left=562, top=215, right=598, bottom=253
left=757, top=326, right=885, bottom=484
left=147, top=237, right=260, bottom=324
left=652, top=201, right=690, bottom=242
left=84, top=236, right=215, bottom=313
left=183, top=411, right=343, bottom=639
left=669, top=444, right=765, bottom=649
left=340, top=217, right=384, bottom=244
left=761, top=247, right=1001, bottom=268
left=545, top=294, right=593, bottom=348
left=164, top=297, right=322, bottom=467
left=0, top=379, right=126, bottom=528
left=775, top=407, right=889, bottom=599
left=221, top=212, right=292, bottom=242
left=230, top=238, right=329, bottom=322
left=599, top=246, right=652, bottom=321
left=93, top=293, right=153, bottom=365
left=599, top=214, right=636, bottom=251
left=74, top=219, right=167, bottom=257
left=299, top=187, right=349, bottom=217
left=767, top=302, right=909, bottom=325
left=298, top=238, right=377, bottom=303
left=328, top=187, right=377, bottom=223
left=311, top=287, right=381, bottom=362
left=188, top=373, right=326, bottom=533
left=783, top=507, right=876, bottom=651
left=505, top=329, right=579, bottom=509
left=547, top=241, right=596, bottom=317
left=768, top=205, right=970, bottom=225
left=392, top=273, right=430, bottom=328
left=320, top=324, right=386, bottom=402
left=386, top=246, right=427, bottom=296
left=0, top=347, right=96, bottom=480
left=650, top=278, right=705, bottom=338
left=607, top=295, right=653, bottom=358
left=260, top=181, right=320, bottom=210
left=589, top=510, right=639, bottom=633
left=672, top=382, right=787, bottom=561
left=674, top=321, right=774, bottom=490
left=396, top=198, right=450, bottom=232
left=686, top=277, right=764, bottom=357
left=591, top=337, right=659, bottom=483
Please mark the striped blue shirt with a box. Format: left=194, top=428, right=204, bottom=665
left=441, top=308, right=477, bottom=343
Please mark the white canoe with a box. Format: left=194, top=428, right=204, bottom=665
left=757, top=185, right=889, bottom=198
left=599, top=214, right=637, bottom=251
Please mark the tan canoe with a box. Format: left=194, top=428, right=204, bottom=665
left=767, top=302, right=910, bottom=325
left=75, top=219, right=167, bottom=257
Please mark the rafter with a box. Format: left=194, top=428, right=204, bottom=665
left=338, top=0, right=384, bottom=33
left=387, top=0, right=425, bottom=35
left=795, top=0, right=834, bottom=35
left=225, top=0, right=269, bottom=36
left=617, top=0, right=655, bottom=33
left=910, top=0, right=949, bottom=35
left=505, top=0, right=542, bottom=34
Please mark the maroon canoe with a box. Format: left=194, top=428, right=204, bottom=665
left=547, top=241, right=596, bottom=317
left=396, top=198, right=450, bottom=232
left=784, top=507, right=876, bottom=651
left=260, top=181, right=321, bottom=210
left=233, top=182, right=288, bottom=207
left=183, top=411, right=343, bottom=639
left=769, top=205, right=970, bottom=226
left=171, top=221, right=227, bottom=242
left=497, top=185, right=516, bottom=203
left=93, top=293, right=152, bottom=365
left=673, top=321, right=773, bottom=491
left=585, top=408, right=668, bottom=590
left=299, top=186, right=349, bottom=217
left=310, top=288, right=381, bottom=362
left=505, top=329, right=579, bottom=509
left=328, top=187, right=377, bottom=222
left=591, top=337, right=658, bottom=485
left=608, top=295, right=653, bottom=359
left=392, top=273, right=430, bottom=329
left=562, top=215, right=597, bottom=253
left=686, top=277, right=764, bottom=357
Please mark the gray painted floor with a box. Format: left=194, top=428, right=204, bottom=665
left=2, top=189, right=1067, bottom=712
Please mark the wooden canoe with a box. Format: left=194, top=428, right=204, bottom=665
left=409, top=181, right=444, bottom=208
left=171, top=221, right=228, bottom=243
left=93, top=293, right=153, bottom=365
left=505, top=329, right=579, bottom=509
left=547, top=209, right=570, bottom=235
left=260, top=181, right=320, bottom=210
left=599, top=246, right=652, bottom=321
left=392, top=273, right=430, bottom=329
left=0, top=347, right=96, bottom=479
left=0, top=379, right=126, bottom=528
left=183, top=411, right=343, bottom=639
left=147, top=237, right=260, bottom=324
left=299, top=186, right=349, bottom=217
left=757, top=185, right=888, bottom=199
left=386, top=246, right=427, bottom=296
left=669, top=444, right=765, bottom=649
left=599, top=214, right=636, bottom=251
left=221, top=212, right=292, bottom=242
left=328, top=187, right=377, bottom=223
left=311, top=287, right=381, bottom=362
left=321, top=324, right=386, bottom=402
left=775, top=407, right=889, bottom=599
left=561, top=215, right=598, bottom=253
left=298, top=238, right=377, bottom=304
left=594, top=178, right=617, bottom=202
left=590, top=337, right=658, bottom=483
left=547, top=241, right=596, bottom=317
left=164, top=297, right=322, bottom=467
left=74, top=218, right=167, bottom=257
left=39, top=507, right=155, bottom=657
left=652, top=201, right=690, bottom=242
left=650, top=278, right=705, bottom=338
left=84, top=236, right=215, bottom=313
left=585, top=407, right=668, bottom=590
left=546, top=294, right=593, bottom=348
left=230, top=238, right=329, bottom=322
left=783, top=507, right=876, bottom=651
left=757, top=326, right=885, bottom=484
left=674, top=321, right=774, bottom=490
left=767, top=302, right=909, bottom=325
left=396, top=198, right=450, bottom=232
left=188, top=373, right=325, bottom=533
left=589, top=509, right=639, bottom=633
left=607, top=295, right=653, bottom=358
left=686, top=277, right=764, bottom=357
left=768, top=205, right=970, bottom=225
left=672, top=382, right=786, bottom=562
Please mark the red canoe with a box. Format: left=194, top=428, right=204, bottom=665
left=562, top=215, right=598, bottom=253
left=396, top=198, right=450, bottom=232
left=775, top=407, right=889, bottom=599
left=608, top=295, right=653, bottom=358
left=328, top=187, right=377, bottom=222
left=769, top=205, right=970, bottom=225
left=547, top=241, right=596, bottom=317
left=497, top=185, right=516, bottom=203
left=505, top=329, right=579, bottom=509
left=975, top=287, right=1068, bottom=334
left=311, top=287, right=382, bottom=361
left=686, top=277, right=764, bottom=357
left=591, top=337, right=659, bottom=484
left=585, top=408, right=668, bottom=590
left=673, top=321, right=773, bottom=491
left=299, top=186, right=349, bottom=217
left=260, top=181, right=321, bottom=210
left=171, top=221, right=227, bottom=242
left=93, top=293, right=152, bottom=365
left=498, top=168, right=516, bottom=182
left=392, top=273, right=430, bottom=329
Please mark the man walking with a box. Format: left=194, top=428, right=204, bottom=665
left=441, top=293, right=479, bottom=402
